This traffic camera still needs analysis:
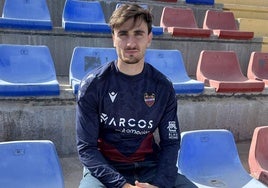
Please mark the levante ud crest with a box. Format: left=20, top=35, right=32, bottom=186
left=144, top=93, right=155, bottom=107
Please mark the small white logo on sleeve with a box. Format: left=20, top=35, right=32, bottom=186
left=167, top=121, right=178, bottom=139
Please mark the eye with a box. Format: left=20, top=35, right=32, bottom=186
left=118, top=31, right=128, bottom=37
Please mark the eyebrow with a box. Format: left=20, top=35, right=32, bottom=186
left=117, top=29, right=146, bottom=34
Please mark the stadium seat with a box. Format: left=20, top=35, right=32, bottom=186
left=178, top=129, right=267, bottom=188
left=62, top=0, right=111, bottom=33
left=248, top=126, right=268, bottom=186
left=0, top=140, right=64, bottom=188
left=69, top=47, right=117, bottom=94
left=196, top=50, right=265, bottom=92
left=247, top=52, right=268, bottom=85
left=145, top=49, right=204, bottom=94
left=203, top=10, right=254, bottom=40
left=186, top=0, right=214, bottom=5
left=0, top=44, right=60, bottom=96
left=115, top=3, right=163, bottom=36
left=160, top=7, right=211, bottom=38
left=0, top=0, right=52, bottom=30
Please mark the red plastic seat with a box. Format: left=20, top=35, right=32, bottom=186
left=203, top=10, right=254, bottom=40
left=160, top=7, right=211, bottom=38
left=196, top=50, right=265, bottom=92
left=248, top=126, right=268, bottom=186
left=247, top=52, right=268, bottom=85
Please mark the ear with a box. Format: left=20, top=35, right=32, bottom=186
left=112, top=34, right=116, bottom=47
left=147, top=32, right=153, bottom=47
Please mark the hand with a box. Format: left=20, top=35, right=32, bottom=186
left=122, top=183, right=139, bottom=188
left=135, top=180, right=159, bottom=188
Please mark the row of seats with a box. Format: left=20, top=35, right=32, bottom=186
left=2, top=127, right=266, bottom=188
left=160, top=6, right=254, bottom=39
left=178, top=128, right=268, bottom=187
left=70, top=47, right=268, bottom=94
left=0, top=44, right=267, bottom=96
left=0, top=0, right=253, bottom=40
left=69, top=47, right=204, bottom=94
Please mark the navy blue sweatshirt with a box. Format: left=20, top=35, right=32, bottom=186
left=76, top=61, right=180, bottom=188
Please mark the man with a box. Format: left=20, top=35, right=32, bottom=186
left=76, top=3, right=196, bottom=188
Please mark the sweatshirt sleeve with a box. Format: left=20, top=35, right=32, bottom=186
left=152, top=88, right=181, bottom=188
left=76, top=81, right=127, bottom=188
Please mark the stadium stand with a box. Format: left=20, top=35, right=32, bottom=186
left=160, top=6, right=211, bottom=38
left=0, top=140, right=64, bottom=188
left=0, top=0, right=52, bottom=30
left=62, top=0, right=111, bottom=33
left=144, top=49, right=204, bottom=94
left=248, top=126, right=268, bottom=186
left=247, top=52, right=268, bottom=85
left=196, top=50, right=265, bottom=92
left=186, top=0, right=214, bottom=5
left=178, top=129, right=267, bottom=188
left=203, top=10, right=254, bottom=40
left=0, top=1, right=267, bottom=186
left=69, top=47, right=117, bottom=94
left=0, top=44, right=60, bottom=96
left=115, top=3, right=164, bottom=35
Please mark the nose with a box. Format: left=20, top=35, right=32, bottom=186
left=126, top=36, right=136, bottom=48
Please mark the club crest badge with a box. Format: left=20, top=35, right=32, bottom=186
left=144, top=93, right=155, bottom=107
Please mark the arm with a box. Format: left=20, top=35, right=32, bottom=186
left=76, top=87, right=127, bottom=188
left=152, top=89, right=180, bottom=188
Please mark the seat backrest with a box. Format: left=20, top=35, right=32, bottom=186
left=249, top=126, right=268, bottom=169
left=0, top=44, right=57, bottom=83
left=2, top=0, right=51, bottom=21
left=197, top=50, right=246, bottom=81
left=69, top=47, right=117, bottom=91
left=186, top=0, right=214, bottom=5
left=178, top=129, right=243, bottom=176
left=203, top=10, right=237, bottom=30
left=160, top=7, right=198, bottom=29
left=63, top=0, right=106, bottom=23
left=145, top=49, right=191, bottom=82
left=247, top=52, right=268, bottom=80
left=0, top=140, right=64, bottom=188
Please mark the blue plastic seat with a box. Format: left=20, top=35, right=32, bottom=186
left=0, top=140, right=64, bottom=188
left=62, top=0, right=111, bottom=33
left=0, top=44, right=60, bottom=96
left=115, top=3, right=164, bottom=36
left=186, top=0, right=214, bottom=5
left=0, top=0, right=52, bottom=30
left=178, top=129, right=267, bottom=188
left=145, top=49, right=204, bottom=94
left=69, top=47, right=117, bottom=94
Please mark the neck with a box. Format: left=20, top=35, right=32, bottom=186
left=117, top=60, right=144, bottom=76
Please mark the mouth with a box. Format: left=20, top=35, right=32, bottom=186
left=125, top=49, right=138, bottom=56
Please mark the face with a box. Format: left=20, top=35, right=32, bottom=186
left=112, top=18, right=152, bottom=65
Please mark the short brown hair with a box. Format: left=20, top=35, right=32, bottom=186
left=109, top=4, right=153, bottom=34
